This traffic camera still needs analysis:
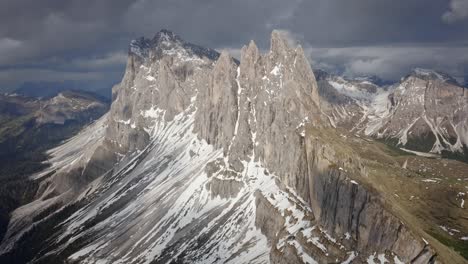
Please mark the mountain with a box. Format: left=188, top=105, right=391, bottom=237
left=14, top=81, right=113, bottom=101
left=14, top=82, right=66, bottom=99
left=0, top=30, right=467, bottom=263
left=317, top=70, right=387, bottom=130
left=407, top=68, right=460, bottom=86
left=0, top=91, right=108, bottom=169
left=0, top=91, right=108, bottom=244
left=319, top=68, right=468, bottom=162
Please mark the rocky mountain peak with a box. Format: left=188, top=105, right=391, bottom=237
left=151, top=29, right=182, bottom=44
left=270, top=30, right=292, bottom=58
left=130, top=29, right=182, bottom=51
left=240, top=40, right=260, bottom=63
left=129, top=29, right=219, bottom=61
left=217, top=49, right=233, bottom=64
left=129, top=37, right=151, bottom=58
left=406, top=67, right=459, bottom=85
left=238, top=41, right=259, bottom=81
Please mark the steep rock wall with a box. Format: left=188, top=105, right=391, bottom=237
left=304, top=137, right=435, bottom=262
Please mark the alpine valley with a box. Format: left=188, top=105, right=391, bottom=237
left=1, top=29, right=468, bottom=264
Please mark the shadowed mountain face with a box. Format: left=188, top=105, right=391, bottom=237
left=0, top=91, right=108, bottom=245
left=0, top=91, right=108, bottom=177
left=0, top=30, right=467, bottom=264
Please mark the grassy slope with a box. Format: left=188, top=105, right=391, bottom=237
left=307, top=126, right=468, bottom=263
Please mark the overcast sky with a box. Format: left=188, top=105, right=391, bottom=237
left=1, top=0, right=468, bottom=93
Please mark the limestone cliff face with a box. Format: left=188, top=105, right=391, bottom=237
left=194, top=51, right=239, bottom=153
left=303, top=137, right=435, bottom=263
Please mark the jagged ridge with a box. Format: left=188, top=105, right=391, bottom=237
left=0, top=30, right=446, bottom=264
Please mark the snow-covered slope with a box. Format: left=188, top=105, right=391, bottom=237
left=317, top=71, right=391, bottom=132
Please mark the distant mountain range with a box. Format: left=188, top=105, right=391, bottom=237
left=318, top=68, right=468, bottom=162
left=13, top=81, right=113, bottom=101
left=0, top=90, right=108, bottom=177
left=0, top=90, right=108, bottom=244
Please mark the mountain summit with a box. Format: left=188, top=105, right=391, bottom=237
left=408, top=68, right=460, bottom=85
left=129, top=29, right=220, bottom=61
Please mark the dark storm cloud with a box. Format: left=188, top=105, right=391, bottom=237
left=0, top=0, right=131, bottom=63
left=1, top=0, right=468, bottom=91
left=443, top=0, right=468, bottom=23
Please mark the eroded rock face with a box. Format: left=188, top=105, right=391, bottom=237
left=308, top=161, right=429, bottom=262
left=194, top=51, right=239, bottom=153
left=0, top=30, right=443, bottom=264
